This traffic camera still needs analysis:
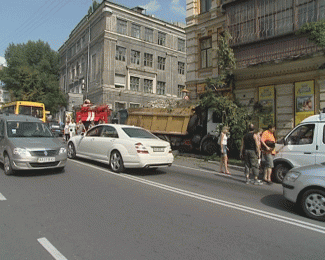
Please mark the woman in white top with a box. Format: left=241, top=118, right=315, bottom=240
left=219, top=126, right=230, bottom=174
left=69, top=120, right=76, bottom=138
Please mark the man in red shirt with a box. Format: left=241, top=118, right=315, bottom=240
left=261, top=124, right=276, bottom=184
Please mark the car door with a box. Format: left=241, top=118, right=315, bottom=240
left=94, top=125, right=119, bottom=161
left=280, top=123, right=316, bottom=167
left=77, top=126, right=103, bottom=158
left=315, top=123, right=325, bottom=164
left=0, top=119, right=5, bottom=162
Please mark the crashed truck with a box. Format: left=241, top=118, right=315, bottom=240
left=121, top=106, right=222, bottom=155
left=74, top=100, right=112, bottom=129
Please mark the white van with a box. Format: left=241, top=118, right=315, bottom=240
left=273, top=113, right=325, bottom=182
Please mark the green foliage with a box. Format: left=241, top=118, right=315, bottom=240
left=297, top=20, right=325, bottom=48
left=217, top=31, right=236, bottom=71
left=199, top=89, right=253, bottom=158
left=88, top=0, right=101, bottom=16
left=0, top=40, right=66, bottom=113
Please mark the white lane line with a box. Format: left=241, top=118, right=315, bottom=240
left=0, top=192, right=7, bottom=200
left=69, top=159, right=325, bottom=234
left=37, top=237, right=68, bottom=260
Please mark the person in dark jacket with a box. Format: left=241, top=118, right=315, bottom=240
left=240, top=124, right=262, bottom=185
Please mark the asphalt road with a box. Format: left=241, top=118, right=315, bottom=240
left=0, top=156, right=324, bottom=259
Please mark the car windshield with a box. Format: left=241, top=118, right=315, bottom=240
left=7, top=121, right=53, bottom=138
left=122, top=127, right=158, bottom=139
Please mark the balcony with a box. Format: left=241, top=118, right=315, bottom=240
left=234, top=36, right=321, bottom=68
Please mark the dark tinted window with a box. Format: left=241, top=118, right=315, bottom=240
left=122, top=127, right=157, bottom=139
left=101, top=126, right=118, bottom=138
left=286, top=124, right=315, bottom=145
left=86, top=126, right=102, bottom=137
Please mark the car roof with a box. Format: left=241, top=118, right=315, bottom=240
left=301, top=113, right=325, bottom=123
left=0, top=113, right=43, bottom=123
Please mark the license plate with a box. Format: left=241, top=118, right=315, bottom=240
left=153, top=147, right=164, bottom=152
left=38, top=157, right=55, bottom=163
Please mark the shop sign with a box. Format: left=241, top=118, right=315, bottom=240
left=295, top=80, right=315, bottom=125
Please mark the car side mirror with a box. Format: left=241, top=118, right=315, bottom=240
left=277, top=138, right=287, bottom=145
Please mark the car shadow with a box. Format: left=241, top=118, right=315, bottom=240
left=260, top=194, right=301, bottom=216
left=73, top=157, right=167, bottom=176
left=1, top=166, right=65, bottom=177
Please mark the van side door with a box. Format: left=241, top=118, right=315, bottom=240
left=0, top=120, right=5, bottom=163
left=315, top=123, right=325, bottom=164
left=282, top=123, right=316, bottom=168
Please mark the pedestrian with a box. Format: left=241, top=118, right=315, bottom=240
left=88, top=121, right=95, bottom=130
left=76, top=119, right=86, bottom=135
left=240, top=124, right=262, bottom=185
left=219, top=126, right=230, bottom=175
left=69, top=120, right=76, bottom=138
left=261, top=124, right=276, bottom=184
left=64, top=122, right=70, bottom=142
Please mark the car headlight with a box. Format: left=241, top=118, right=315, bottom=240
left=284, top=171, right=301, bottom=182
left=59, top=147, right=67, bottom=154
left=13, top=148, right=30, bottom=156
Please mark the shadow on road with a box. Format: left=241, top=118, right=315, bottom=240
left=261, top=194, right=300, bottom=216
left=1, top=166, right=65, bottom=177
left=72, top=157, right=167, bottom=176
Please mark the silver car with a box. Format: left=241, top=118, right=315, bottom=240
left=282, top=164, right=325, bottom=221
left=0, top=114, right=67, bottom=175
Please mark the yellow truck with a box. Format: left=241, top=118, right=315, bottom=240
left=123, top=106, right=222, bottom=155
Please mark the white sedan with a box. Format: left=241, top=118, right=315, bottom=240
left=67, top=124, right=174, bottom=172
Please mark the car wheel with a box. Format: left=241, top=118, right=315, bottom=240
left=4, top=154, right=14, bottom=175
left=110, top=151, right=125, bottom=173
left=274, top=163, right=290, bottom=183
left=67, top=142, right=76, bottom=159
left=300, top=189, right=325, bottom=221
left=202, top=140, right=219, bottom=156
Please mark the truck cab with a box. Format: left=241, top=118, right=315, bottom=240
left=274, top=113, right=325, bottom=182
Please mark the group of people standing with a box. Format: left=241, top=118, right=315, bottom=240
left=240, top=124, right=276, bottom=185
left=63, top=119, right=99, bottom=142
left=218, top=124, right=276, bottom=185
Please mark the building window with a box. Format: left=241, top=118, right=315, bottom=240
left=130, top=103, right=141, bottom=108
left=144, top=53, right=153, bottom=67
left=144, top=79, right=153, bottom=93
left=145, top=28, right=153, bottom=42
left=178, top=62, right=185, bottom=74
left=158, top=56, right=166, bottom=70
left=117, top=19, right=127, bottom=35
left=178, top=38, right=186, bottom=52
left=201, top=0, right=211, bottom=13
left=131, top=50, right=140, bottom=65
left=298, top=0, right=317, bottom=28
left=178, top=85, right=184, bottom=97
left=115, top=102, right=126, bottom=111
left=157, top=81, right=166, bottom=95
left=116, top=46, right=126, bottom=61
left=158, top=32, right=166, bottom=46
left=130, top=76, right=140, bottom=91
left=115, top=74, right=126, bottom=89
left=201, top=38, right=212, bottom=69
left=131, top=23, right=141, bottom=38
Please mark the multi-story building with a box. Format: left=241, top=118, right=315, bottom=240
left=186, top=0, right=325, bottom=137
left=186, top=0, right=226, bottom=99
left=58, top=0, right=186, bottom=114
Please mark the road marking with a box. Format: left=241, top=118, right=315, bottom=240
left=69, top=159, right=325, bottom=234
left=37, top=237, right=68, bottom=260
left=0, top=192, right=7, bottom=201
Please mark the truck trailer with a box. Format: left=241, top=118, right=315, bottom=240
left=123, top=106, right=222, bottom=155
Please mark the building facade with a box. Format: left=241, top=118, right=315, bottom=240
left=186, top=0, right=325, bottom=137
left=58, top=1, right=186, bottom=115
